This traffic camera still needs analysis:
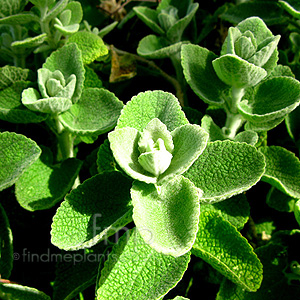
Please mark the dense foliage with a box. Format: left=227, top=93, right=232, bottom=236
left=1, top=0, right=300, bottom=299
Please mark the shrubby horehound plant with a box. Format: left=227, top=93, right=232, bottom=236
left=1, top=0, right=300, bottom=299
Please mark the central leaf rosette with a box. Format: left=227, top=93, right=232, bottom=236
left=108, top=117, right=209, bottom=184
left=212, top=17, right=281, bottom=88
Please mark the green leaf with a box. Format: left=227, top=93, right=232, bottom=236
left=15, top=147, right=82, bottom=211
left=266, top=186, right=296, bottom=212
left=184, top=141, right=265, bottom=203
left=295, top=199, right=300, bottom=226
left=97, top=21, right=118, bottom=38
left=170, top=297, right=190, bottom=300
left=59, top=88, right=123, bottom=135
left=42, top=43, right=85, bottom=103
left=160, top=124, right=208, bottom=183
left=51, top=172, right=133, bottom=250
left=96, top=228, right=190, bottom=300
left=97, top=139, right=120, bottom=174
left=0, top=65, right=30, bottom=90
left=116, top=90, right=188, bottom=131
left=212, top=54, right=267, bottom=88
left=0, top=0, right=27, bottom=17
left=0, top=12, right=40, bottom=25
left=131, top=176, right=201, bottom=257
left=244, top=115, right=285, bottom=132
left=0, top=81, right=47, bottom=123
left=193, top=211, right=263, bottom=292
left=181, top=44, right=227, bottom=105
left=217, top=241, right=298, bottom=300
left=43, top=0, right=69, bottom=23
left=0, top=203, right=13, bottom=279
left=137, top=35, right=186, bottom=59
left=221, top=2, right=285, bottom=25
left=286, top=104, right=300, bottom=145
left=0, top=284, right=51, bottom=300
left=54, top=1, right=83, bottom=35
left=279, top=0, right=300, bottom=19
left=83, top=66, right=102, bottom=88
left=133, top=7, right=164, bottom=35
left=234, top=130, right=259, bottom=145
left=166, top=3, right=198, bottom=42
left=67, top=31, right=108, bottom=64
left=21, top=87, right=72, bottom=114
left=201, top=115, right=225, bottom=142
left=201, top=194, right=250, bottom=230
left=259, top=146, right=300, bottom=198
left=11, top=33, right=47, bottom=49
left=0, top=132, right=41, bottom=191
left=238, top=76, right=300, bottom=124
left=53, top=243, right=108, bottom=300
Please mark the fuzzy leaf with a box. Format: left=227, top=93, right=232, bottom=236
left=234, top=130, right=258, bottom=145
left=266, top=187, right=296, bottom=212
left=295, top=199, right=300, bottom=226
left=97, top=139, right=120, bottom=174
left=201, top=115, right=225, bottom=142
left=137, top=35, right=186, bottom=59
left=212, top=54, right=267, bottom=88
left=0, top=0, right=27, bottom=17
left=59, top=88, right=123, bottom=135
left=133, top=6, right=164, bottom=35
left=181, top=44, right=227, bottom=105
left=0, top=284, right=51, bottom=300
left=201, top=194, right=250, bottom=230
left=238, top=76, right=300, bottom=124
left=21, top=87, right=72, bottom=114
left=116, top=90, right=188, bottom=131
left=0, top=81, right=47, bottom=123
left=43, top=0, right=69, bottom=23
left=67, top=31, right=108, bottom=64
left=42, top=43, right=85, bottom=103
left=166, top=3, right=198, bottom=42
left=285, top=104, right=300, bottom=144
left=51, top=172, right=133, bottom=250
left=131, top=176, right=201, bottom=257
left=83, top=66, right=102, bottom=88
left=96, top=228, right=190, bottom=300
left=11, top=33, right=47, bottom=49
left=0, top=65, right=30, bottom=90
left=193, top=211, right=263, bottom=292
left=221, top=2, right=285, bottom=25
left=259, top=146, right=300, bottom=198
left=0, top=203, right=13, bottom=279
left=0, top=12, right=39, bottom=25
left=184, top=141, right=265, bottom=203
left=15, top=147, right=82, bottom=211
left=0, top=132, right=41, bottom=191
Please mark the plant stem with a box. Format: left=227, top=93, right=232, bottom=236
left=222, top=87, right=245, bottom=139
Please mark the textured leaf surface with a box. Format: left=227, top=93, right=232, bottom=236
left=234, top=130, right=258, bottom=145
left=131, top=176, right=201, bottom=257
left=181, top=44, right=227, bottom=105
left=0, top=203, right=13, bottom=279
left=184, top=141, right=265, bottom=203
left=259, top=146, right=300, bottom=198
left=212, top=54, right=267, bottom=88
left=217, top=241, right=300, bottom=300
left=0, top=65, right=30, bottom=89
left=22, top=87, right=72, bottom=114
left=0, top=0, right=26, bottom=17
left=96, top=228, right=190, bottom=300
left=133, top=7, right=164, bottom=35
left=51, top=172, right=133, bottom=250
left=59, top=88, right=123, bottom=135
left=97, top=139, right=120, bottom=174
left=0, top=284, right=50, bottom=300
left=193, top=211, right=263, bottom=292
left=201, top=194, right=250, bottom=230
left=67, top=31, right=108, bottom=64
left=11, top=33, right=47, bottom=49
left=0, top=81, right=47, bottom=123
left=201, top=115, right=224, bottom=142
left=15, top=147, right=82, bottom=211
left=116, top=90, right=188, bottom=131
left=238, top=76, right=300, bottom=123
left=0, top=132, right=41, bottom=191
left=53, top=243, right=108, bottom=300
left=42, top=43, right=85, bottom=103
left=137, top=35, right=185, bottom=59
